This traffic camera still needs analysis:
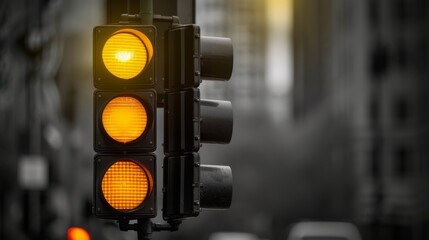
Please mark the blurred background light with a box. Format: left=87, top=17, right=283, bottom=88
left=67, top=227, right=90, bottom=240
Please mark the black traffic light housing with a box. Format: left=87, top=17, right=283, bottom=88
left=93, top=24, right=158, bottom=222
left=163, top=153, right=201, bottom=219
left=163, top=24, right=234, bottom=220
left=163, top=153, right=233, bottom=219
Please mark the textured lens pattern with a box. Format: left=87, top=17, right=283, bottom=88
left=102, top=32, right=147, bottom=79
left=102, top=96, right=147, bottom=143
left=101, top=161, right=149, bottom=211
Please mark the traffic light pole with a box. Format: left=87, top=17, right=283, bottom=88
left=139, top=0, right=153, bottom=24
left=119, top=219, right=182, bottom=240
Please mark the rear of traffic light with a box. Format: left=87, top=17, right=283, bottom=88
left=93, top=25, right=157, bottom=219
left=163, top=24, right=234, bottom=219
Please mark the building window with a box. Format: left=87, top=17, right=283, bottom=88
left=415, top=0, right=428, bottom=22
left=417, top=38, right=428, bottom=73
left=392, top=0, right=407, bottom=24
left=368, top=0, right=379, bottom=27
left=369, top=98, right=380, bottom=126
left=369, top=145, right=381, bottom=179
left=369, top=42, right=389, bottom=80
left=393, top=147, right=411, bottom=178
left=392, top=96, right=409, bottom=127
left=395, top=40, right=408, bottom=70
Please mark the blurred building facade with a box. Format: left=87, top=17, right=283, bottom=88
left=196, top=0, right=267, bottom=109
left=293, top=0, right=429, bottom=240
left=0, top=0, right=105, bottom=239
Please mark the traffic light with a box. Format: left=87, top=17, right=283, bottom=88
left=163, top=24, right=234, bottom=220
left=93, top=25, right=157, bottom=219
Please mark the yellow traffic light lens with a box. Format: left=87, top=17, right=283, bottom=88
left=102, top=32, right=147, bottom=79
left=102, top=96, right=147, bottom=143
left=101, top=161, right=150, bottom=211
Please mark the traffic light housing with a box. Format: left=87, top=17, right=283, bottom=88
left=163, top=24, right=234, bottom=220
left=93, top=19, right=233, bottom=231
left=93, top=25, right=157, bottom=220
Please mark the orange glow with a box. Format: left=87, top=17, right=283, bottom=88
left=101, top=161, right=151, bottom=211
left=102, top=29, right=154, bottom=80
left=102, top=96, right=147, bottom=143
left=68, top=227, right=90, bottom=240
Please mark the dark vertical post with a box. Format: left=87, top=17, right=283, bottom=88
left=140, top=0, right=153, bottom=24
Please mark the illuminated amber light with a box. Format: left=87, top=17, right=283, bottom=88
left=102, top=96, right=147, bottom=143
left=102, top=29, right=153, bottom=79
left=68, top=227, right=90, bottom=240
left=102, top=161, right=150, bottom=211
left=115, top=51, right=133, bottom=62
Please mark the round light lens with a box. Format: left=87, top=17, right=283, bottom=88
left=101, top=161, right=150, bottom=211
left=102, top=32, right=147, bottom=79
left=102, top=96, right=147, bottom=144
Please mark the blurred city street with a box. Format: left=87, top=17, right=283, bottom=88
left=0, top=0, right=428, bottom=240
